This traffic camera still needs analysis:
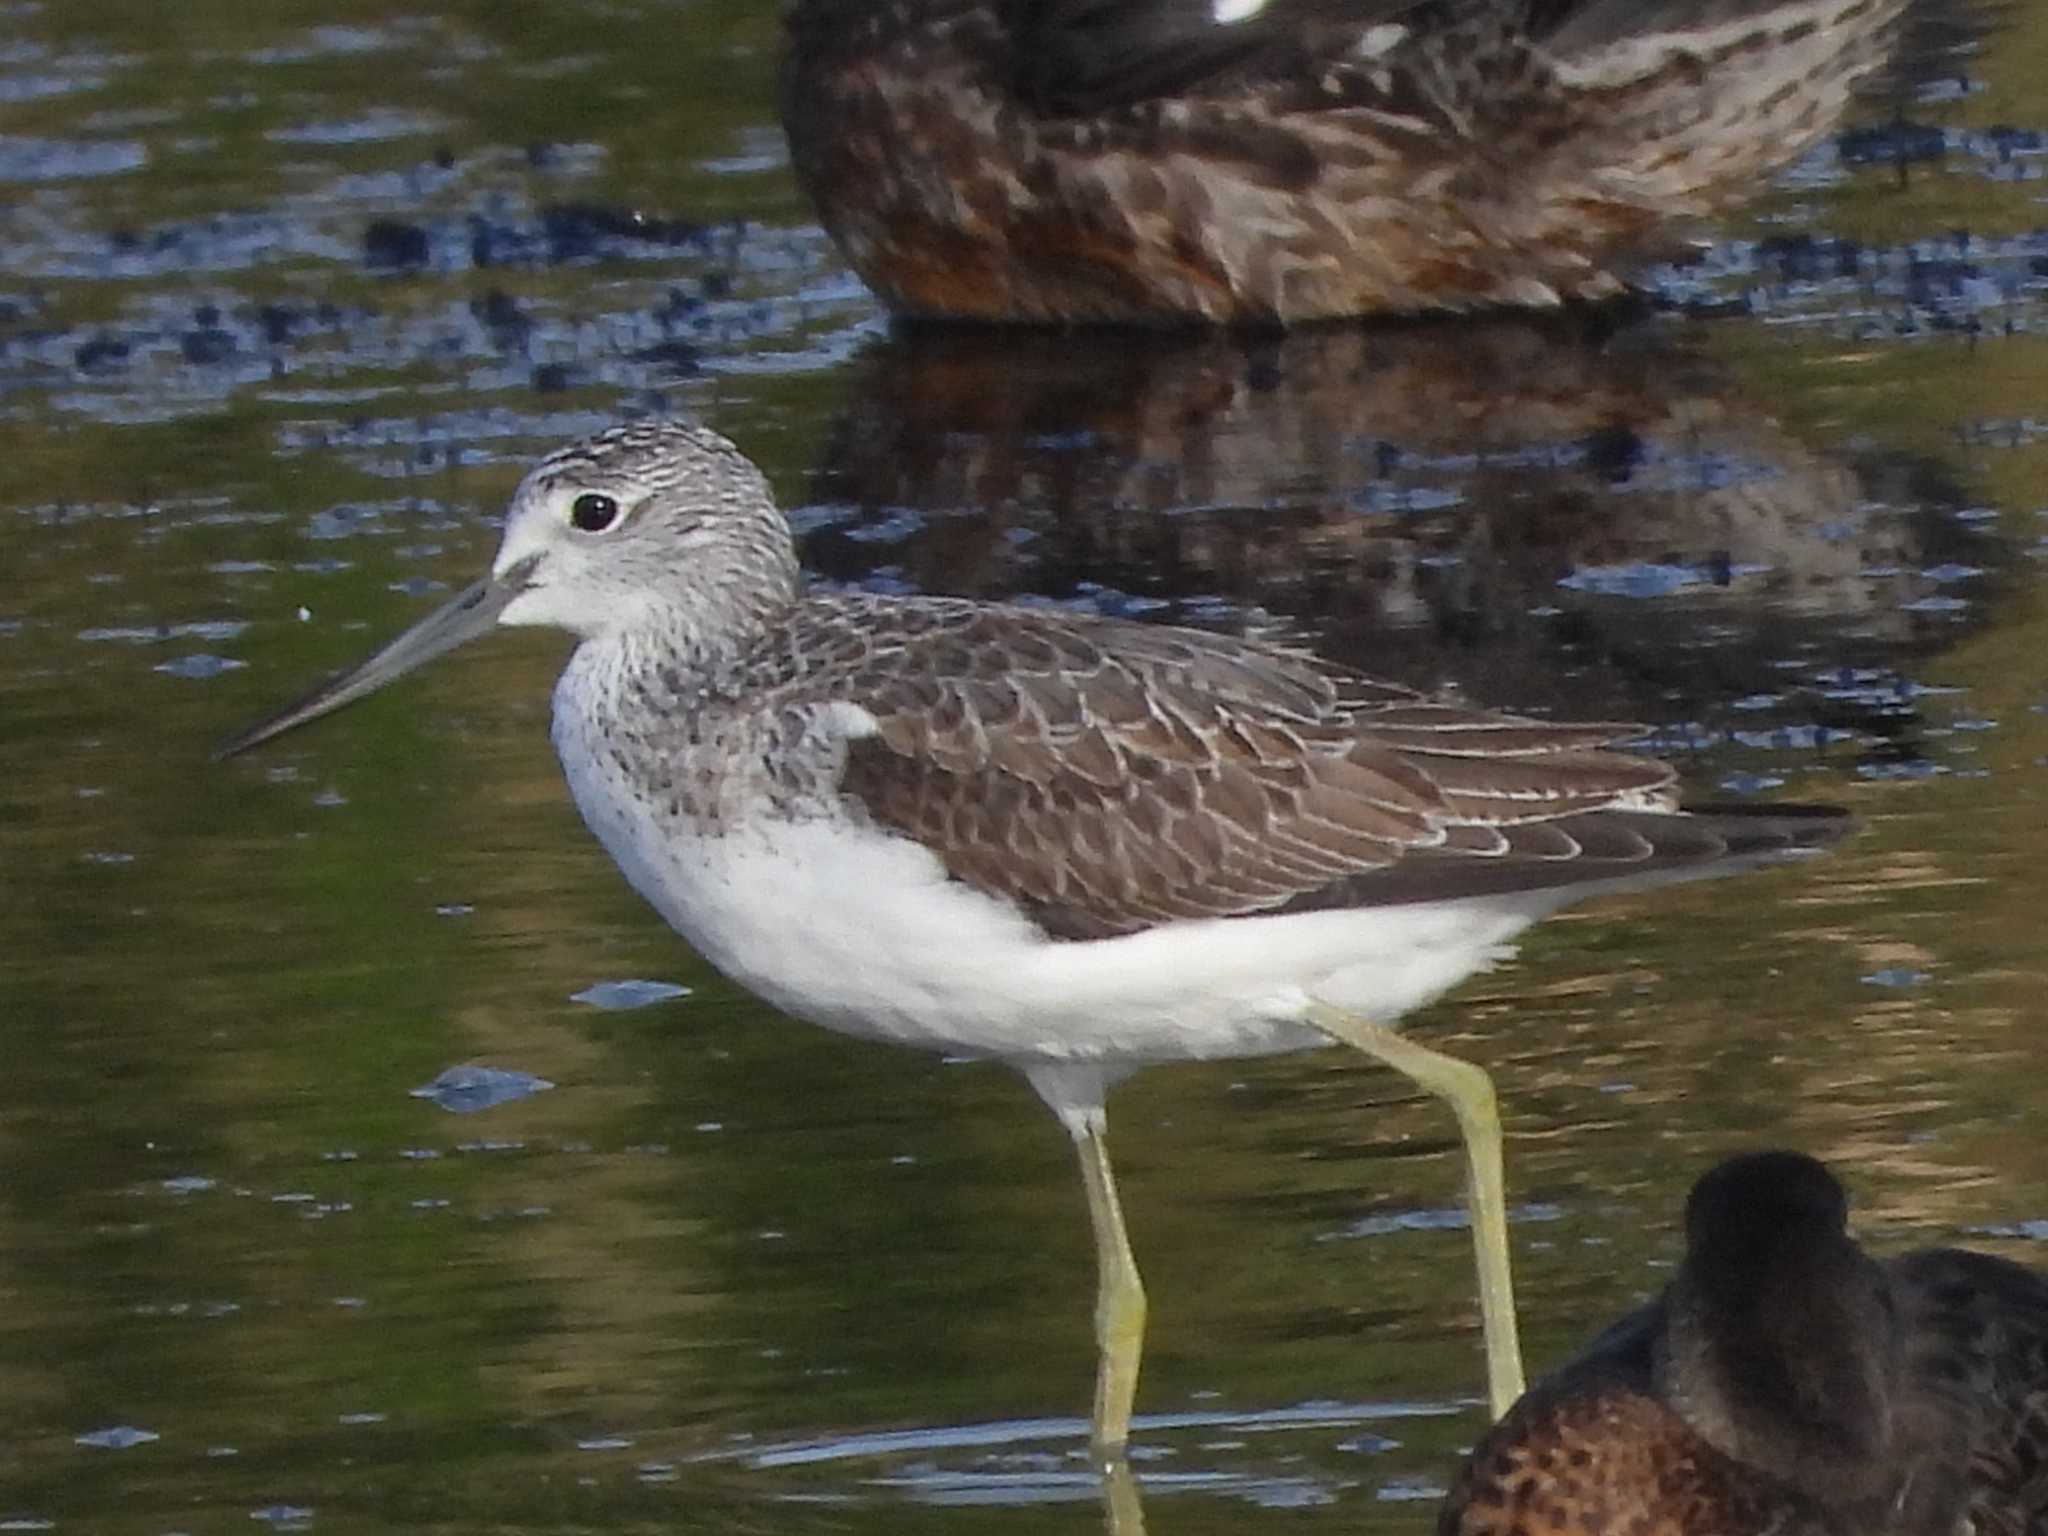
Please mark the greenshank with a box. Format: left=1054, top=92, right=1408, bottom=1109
left=221, top=420, right=1850, bottom=1452
left=1439, top=1150, right=2048, bottom=1536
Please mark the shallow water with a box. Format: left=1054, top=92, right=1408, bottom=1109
left=5, top=1, right=2048, bottom=1530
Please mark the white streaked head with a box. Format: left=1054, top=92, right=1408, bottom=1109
left=492, top=418, right=798, bottom=639
left=217, top=419, right=800, bottom=758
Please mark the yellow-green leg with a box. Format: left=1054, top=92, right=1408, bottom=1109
left=1073, top=1121, right=1148, bottom=1456
left=1305, top=1003, right=1525, bottom=1419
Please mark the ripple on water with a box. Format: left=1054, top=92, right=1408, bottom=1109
left=1557, top=562, right=1711, bottom=598
left=680, top=1402, right=1459, bottom=1511
left=264, top=108, right=445, bottom=146
left=78, top=620, right=249, bottom=644
left=1318, top=1201, right=1564, bottom=1243
left=248, top=1506, right=314, bottom=1531
left=74, top=1425, right=158, bottom=1449
left=571, top=979, right=692, bottom=1010
left=0, top=134, right=145, bottom=181
left=154, top=653, right=245, bottom=679
left=409, top=1065, right=554, bottom=1114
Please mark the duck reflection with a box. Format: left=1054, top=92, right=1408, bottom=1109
left=798, top=314, right=2011, bottom=771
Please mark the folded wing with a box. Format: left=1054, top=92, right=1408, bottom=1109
left=827, top=604, right=1812, bottom=940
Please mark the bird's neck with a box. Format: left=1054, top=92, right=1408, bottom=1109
left=579, top=572, right=802, bottom=713
left=1657, top=1241, right=1904, bottom=1505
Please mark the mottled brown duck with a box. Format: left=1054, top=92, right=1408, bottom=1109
left=1440, top=1150, right=2048, bottom=1536
left=780, top=0, right=1906, bottom=323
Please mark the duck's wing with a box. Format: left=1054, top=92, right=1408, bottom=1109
left=1010, top=0, right=1901, bottom=119
left=814, top=600, right=1836, bottom=941
left=1005, top=0, right=1447, bottom=116
left=1537, top=0, right=1901, bottom=55
left=1888, top=1248, right=2048, bottom=1536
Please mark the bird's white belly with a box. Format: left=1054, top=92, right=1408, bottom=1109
left=561, top=749, right=1542, bottom=1068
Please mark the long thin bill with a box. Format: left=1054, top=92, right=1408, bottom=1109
left=214, top=559, right=534, bottom=760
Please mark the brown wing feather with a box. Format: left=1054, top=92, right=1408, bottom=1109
left=831, top=602, right=1684, bottom=939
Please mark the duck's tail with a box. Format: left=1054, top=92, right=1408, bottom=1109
left=1535, top=0, right=1908, bottom=214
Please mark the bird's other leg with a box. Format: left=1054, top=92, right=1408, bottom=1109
left=1023, top=1064, right=1148, bottom=1458
left=1303, top=1003, right=1525, bottom=1419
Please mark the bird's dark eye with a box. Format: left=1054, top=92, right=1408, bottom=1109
left=570, top=493, right=620, bottom=533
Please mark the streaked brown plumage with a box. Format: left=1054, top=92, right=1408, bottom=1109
left=1439, top=1151, right=2048, bottom=1536
left=727, top=595, right=1844, bottom=939
left=780, top=0, right=1906, bottom=323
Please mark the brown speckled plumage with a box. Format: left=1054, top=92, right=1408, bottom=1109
left=1450, top=1387, right=1800, bottom=1535
left=1439, top=1152, right=2048, bottom=1536
left=780, top=0, right=1905, bottom=323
